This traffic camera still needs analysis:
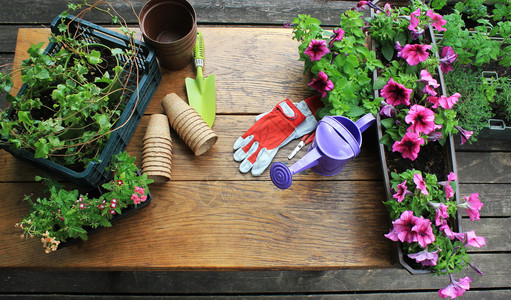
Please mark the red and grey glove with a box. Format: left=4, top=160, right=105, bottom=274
left=233, top=95, right=322, bottom=176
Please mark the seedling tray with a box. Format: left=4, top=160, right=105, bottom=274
left=1, top=15, right=161, bottom=187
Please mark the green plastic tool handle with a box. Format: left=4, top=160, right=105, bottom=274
left=193, top=32, right=205, bottom=70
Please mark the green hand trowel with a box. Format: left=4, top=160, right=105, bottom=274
left=185, top=31, right=216, bottom=127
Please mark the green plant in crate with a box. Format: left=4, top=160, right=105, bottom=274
left=16, top=151, right=153, bottom=253
left=290, top=9, right=384, bottom=119
left=0, top=0, right=139, bottom=171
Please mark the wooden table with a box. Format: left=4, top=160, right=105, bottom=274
left=0, top=26, right=393, bottom=271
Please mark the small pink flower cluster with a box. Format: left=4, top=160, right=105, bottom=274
left=131, top=186, right=147, bottom=205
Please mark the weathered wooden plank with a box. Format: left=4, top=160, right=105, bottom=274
left=459, top=184, right=511, bottom=217
left=0, top=25, right=23, bottom=53
left=455, top=135, right=511, bottom=152
left=0, top=115, right=382, bottom=182
left=457, top=151, right=511, bottom=184
left=1, top=253, right=509, bottom=293
left=0, top=180, right=393, bottom=270
left=0, top=0, right=359, bottom=26
left=462, top=217, right=511, bottom=252
left=1, top=290, right=510, bottom=299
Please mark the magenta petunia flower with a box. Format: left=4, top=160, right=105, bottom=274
left=383, top=3, right=391, bottom=15
left=460, top=193, right=483, bottom=221
left=440, top=222, right=457, bottom=240
left=393, top=180, right=409, bottom=202
left=438, top=275, right=471, bottom=299
left=455, top=126, right=474, bottom=145
left=440, top=46, right=458, bottom=73
left=413, top=173, right=429, bottom=196
left=427, top=10, right=447, bottom=32
left=412, top=216, right=435, bottom=247
left=408, top=249, right=439, bottom=266
left=389, top=210, right=421, bottom=243
left=304, top=39, right=330, bottom=61
left=419, top=69, right=440, bottom=96
left=457, top=230, right=486, bottom=248
left=380, top=78, right=413, bottom=106
left=430, top=202, right=449, bottom=226
left=392, top=131, right=425, bottom=161
left=399, top=44, right=432, bottom=66
left=408, top=8, right=421, bottom=33
left=429, top=93, right=460, bottom=110
left=405, top=104, right=436, bottom=135
left=308, top=71, right=334, bottom=98
left=329, top=28, right=345, bottom=48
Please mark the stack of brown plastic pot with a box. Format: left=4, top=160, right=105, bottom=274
left=142, top=114, right=173, bottom=183
left=139, top=0, right=197, bottom=70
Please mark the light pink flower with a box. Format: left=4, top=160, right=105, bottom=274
left=455, top=126, right=474, bottom=145
left=134, top=186, right=146, bottom=195
left=399, top=44, right=432, bottom=65
left=456, top=230, right=486, bottom=248
left=412, top=216, right=435, bottom=247
left=427, top=10, right=447, bottom=32
left=440, top=222, right=457, bottom=240
left=304, top=39, right=330, bottom=61
left=381, top=78, right=413, bottom=106
left=430, top=202, right=449, bottom=226
left=419, top=69, right=440, bottom=96
left=392, top=131, right=425, bottom=161
left=408, top=249, right=439, bottom=266
left=329, top=28, right=345, bottom=48
left=460, top=193, right=483, bottom=221
left=408, top=9, right=421, bottom=32
left=405, top=105, right=436, bottom=135
left=308, top=71, right=334, bottom=98
left=440, top=46, right=458, bottom=73
left=380, top=102, right=397, bottom=117
left=438, top=275, right=471, bottom=299
left=393, top=180, right=409, bottom=203
left=413, top=173, right=429, bottom=196
left=388, top=210, right=421, bottom=243
left=428, top=93, right=460, bottom=110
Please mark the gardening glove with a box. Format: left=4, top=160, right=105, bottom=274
left=233, top=95, right=322, bottom=176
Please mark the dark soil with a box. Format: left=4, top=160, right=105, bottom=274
left=384, top=141, right=450, bottom=180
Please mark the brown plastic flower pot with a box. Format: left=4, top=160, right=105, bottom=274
left=139, top=0, right=197, bottom=69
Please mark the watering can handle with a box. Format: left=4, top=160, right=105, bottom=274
left=355, top=113, right=376, bottom=133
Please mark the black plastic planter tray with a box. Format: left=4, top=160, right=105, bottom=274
left=0, top=15, right=161, bottom=187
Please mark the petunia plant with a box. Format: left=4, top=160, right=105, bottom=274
left=385, top=169, right=485, bottom=298
left=363, top=0, right=473, bottom=160
left=290, top=9, right=384, bottom=119
left=16, top=151, right=153, bottom=253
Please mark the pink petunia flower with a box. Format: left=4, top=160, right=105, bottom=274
left=438, top=275, right=471, bottom=299
left=412, top=216, right=435, bottom=247
left=393, top=180, right=409, bottom=203
left=329, top=28, right=345, bottom=48
left=455, top=230, right=486, bottom=248
left=388, top=210, right=421, bottom=243
left=380, top=101, right=397, bottom=117
left=408, top=249, right=439, bottom=266
left=408, top=8, right=421, bottom=33
left=392, top=131, right=425, bottom=161
left=419, top=69, right=440, bottom=96
left=383, top=3, right=391, bottom=15
left=405, top=105, right=436, bottom=135
left=455, top=126, right=474, bottom=145
left=380, top=78, right=413, bottom=106
left=429, top=202, right=449, bottom=226
left=428, top=93, right=460, bottom=110
left=413, top=173, right=429, bottom=196
left=440, top=222, right=457, bottom=240
left=440, top=46, right=458, bottom=73
left=308, top=71, right=334, bottom=98
left=399, top=44, right=432, bottom=65
left=427, top=10, right=447, bottom=32
left=304, top=39, right=330, bottom=61
left=459, top=193, right=483, bottom=221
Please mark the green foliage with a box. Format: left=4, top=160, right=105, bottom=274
left=437, top=0, right=511, bottom=67
left=0, top=1, right=138, bottom=171
left=291, top=10, right=383, bottom=120
left=16, top=152, right=153, bottom=253
left=386, top=169, right=471, bottom=275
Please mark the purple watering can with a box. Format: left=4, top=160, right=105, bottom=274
left=270, top=113, right=375, bottom=189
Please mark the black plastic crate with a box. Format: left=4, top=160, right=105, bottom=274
left=1, top=15, right=161, bottom=187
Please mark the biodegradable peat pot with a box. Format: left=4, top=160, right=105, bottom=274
left=139, top=0, right=197, bottom=70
